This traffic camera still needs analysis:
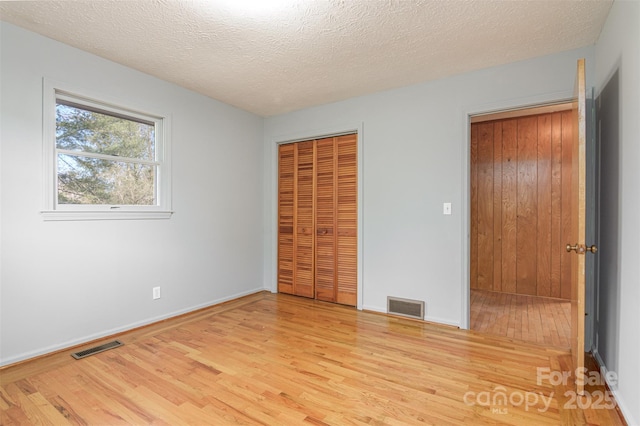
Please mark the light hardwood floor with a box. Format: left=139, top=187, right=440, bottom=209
left=471, top=289, right=572, bottom=349
left=1, top=292, right=624, bottom=425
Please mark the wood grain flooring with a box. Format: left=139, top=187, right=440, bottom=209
left=471, top=289, right=572, bottom=349
left=1, top=292, right=624, bottom=425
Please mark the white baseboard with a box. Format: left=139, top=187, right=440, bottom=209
left=591, top=348, right=636, bottom=426
left=361, top=304, right=460, bottom=327
left=361, top=304, right=385, bottom=314
left=0, top=287, right=265, bottom=367
left=424, top=315, right=461, bottom=328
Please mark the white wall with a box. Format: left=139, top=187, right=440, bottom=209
left=594, top=1, right=640, bottom=424
left=264, top=46, right=595, bottom=326
left=0, top=22, right=265, bottom=366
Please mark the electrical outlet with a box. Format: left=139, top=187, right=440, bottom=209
left=153, top=286, right=161, bottom=300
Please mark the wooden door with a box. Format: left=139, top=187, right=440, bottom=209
left=315, top=137, right=336, bottom=302
left=277, top=142, right=315, bottom=298
left=295, top=141, right=316, bottom=298
left=470, top=112, right=574, bottom=298
left=315, top=135, right=358, bottom=306
left=335, top=135, right=358, bottom=306
left=278, top=135, right=357, bottom=307
left=568, top=58, right=588, bottom=395
left=277, top=144, right=295, bottom=295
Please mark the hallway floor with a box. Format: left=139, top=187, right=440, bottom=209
left=470, top=289, right=571, bottom=348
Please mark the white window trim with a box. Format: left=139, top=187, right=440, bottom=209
left=42, top=78, right=173, bottom=221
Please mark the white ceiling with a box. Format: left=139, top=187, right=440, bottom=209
left=0, top=0, right=612, bottom=117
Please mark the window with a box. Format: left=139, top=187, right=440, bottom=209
left=43, top=80, right=172, bottom=220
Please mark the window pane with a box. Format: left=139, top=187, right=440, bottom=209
left=57, top=154, right=156, bottom=205
left=56, top=103, right=155, bottom=161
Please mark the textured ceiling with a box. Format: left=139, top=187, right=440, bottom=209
left=0, top=0, right=612, bottom=117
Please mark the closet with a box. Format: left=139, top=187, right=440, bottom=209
left=277, top=134, right=357, bottom=306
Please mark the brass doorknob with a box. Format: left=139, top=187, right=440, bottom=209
left=566, top=244, right=579, bottom=253
left=566, top=244, right=598, bottom=254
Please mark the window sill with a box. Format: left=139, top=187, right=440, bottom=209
left=41, top=210, right=174, bottom=221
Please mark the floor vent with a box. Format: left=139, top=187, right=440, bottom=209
left=71, top=340, right=123, bottom=360
left=387, top=297, right=425, bottom=320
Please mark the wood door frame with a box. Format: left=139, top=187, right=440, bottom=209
left=461, top=92, right=575, bottom=329
left=269, top=122, right=364, bottom=309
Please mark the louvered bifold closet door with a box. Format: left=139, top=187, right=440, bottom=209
left=315, top=137, right=336, bottom=302
left=278, top=142, right=316, bottom=297
left=279, top=135, right=357, bottom=306
left=294, top=141, right=315, bottom=298
left=277, top=144, right=295, bottom=295
left=315, top=135, right=357, bottom=306
left=335, top=134, right=357, bottom=306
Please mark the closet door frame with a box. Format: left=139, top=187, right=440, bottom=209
left=270, top=123, right=364, bottom=309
